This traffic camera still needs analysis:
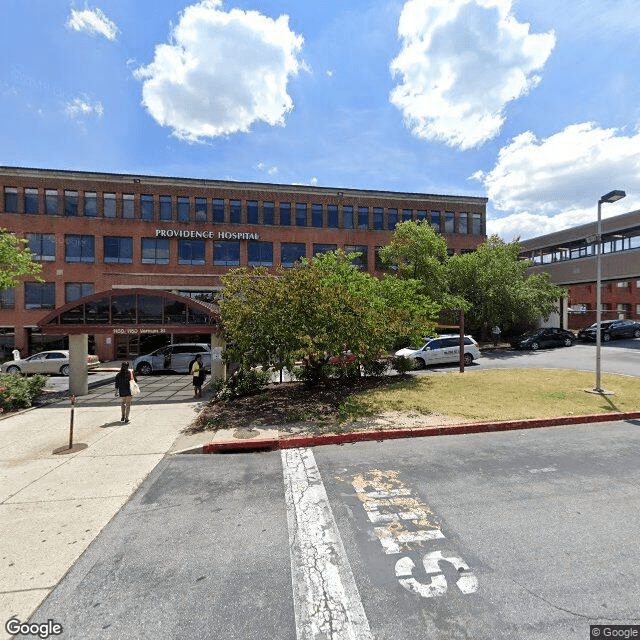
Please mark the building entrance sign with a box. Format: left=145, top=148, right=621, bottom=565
left=155, top=228, right=260, bottom=240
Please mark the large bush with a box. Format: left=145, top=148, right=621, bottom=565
left=0, top=374, right=47, bottom=414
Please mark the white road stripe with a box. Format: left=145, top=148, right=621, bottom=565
left=281, top=447, right=373, bottom=640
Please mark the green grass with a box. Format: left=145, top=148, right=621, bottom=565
left=353, top=369, right=640, bottom=421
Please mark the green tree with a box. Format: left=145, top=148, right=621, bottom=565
left=446, top=236, right=566, bottom=334
left=0, top=229, right=42, bottom=290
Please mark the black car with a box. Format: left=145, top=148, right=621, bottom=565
left=510, top=328, right=576, bottom=350
left=577, top=319, right=640, bottom=342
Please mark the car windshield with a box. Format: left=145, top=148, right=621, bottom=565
left=587, top=322, right=613, bottom=328
left=519, top=330, right=540, bottom=338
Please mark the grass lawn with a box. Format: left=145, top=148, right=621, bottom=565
left=353, top=368, right=640, bottom=422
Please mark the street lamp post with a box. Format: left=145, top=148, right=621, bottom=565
left=593, top=189, right=626, bottom=393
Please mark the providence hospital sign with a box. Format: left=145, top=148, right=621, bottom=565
left=155, top=228, right=260, bottom=240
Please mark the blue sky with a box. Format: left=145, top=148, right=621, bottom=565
left=1, top=0, right=639, bottom=240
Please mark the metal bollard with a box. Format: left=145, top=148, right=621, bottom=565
left=69, top=395, right=76, bottom=450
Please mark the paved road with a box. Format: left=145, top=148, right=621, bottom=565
left=29, top=420, right=640, bottom=639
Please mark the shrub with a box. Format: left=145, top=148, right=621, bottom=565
left=390, top=355, right=417, bottom=375
left=361, top=358, right=388, bottom=378
left=211, top=367, right=271, bottom=401
left=0, top=374, right=47, bottom=414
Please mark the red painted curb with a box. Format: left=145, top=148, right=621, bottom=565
left=202, top=411, right=640, bottom=453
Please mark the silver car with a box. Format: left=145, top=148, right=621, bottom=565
left=1, top=350, right=100, bottom=376
left=395, top=335, right=482, bottom=368
left=132, top=343, right=212, bottom=375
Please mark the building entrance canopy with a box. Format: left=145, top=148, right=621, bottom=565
left=37, top=289, right=221, bottom=336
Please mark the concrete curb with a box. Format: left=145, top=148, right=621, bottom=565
left=200, top=410, right=640, bottom=454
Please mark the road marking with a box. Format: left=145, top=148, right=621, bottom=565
left=282, top=448, right=373, bottom=640
left=352, top=469, right=478, bottom=599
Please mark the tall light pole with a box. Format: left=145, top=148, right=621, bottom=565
left=593, top=189, right=626, bottom=393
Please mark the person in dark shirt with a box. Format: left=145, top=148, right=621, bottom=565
left=114, top=361, right=137, bottom=423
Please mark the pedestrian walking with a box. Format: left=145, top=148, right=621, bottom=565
left=190, top=353, right=204, bottom=398
left=114, top=361, right=138, bottom=423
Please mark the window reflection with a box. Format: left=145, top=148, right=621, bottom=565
left=138, top=295, right=164, bottom=324
left=111, top=295, right=137, bottom=324
left=85, top=298, right=110, bottom=324
left=164, top=300, right=187, bottom=324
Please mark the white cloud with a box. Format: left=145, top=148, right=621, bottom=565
left=65, top=97, right=104, bottom=119
left=134, top=0, right=304, bottom=142
left=476, top=122, right=640, bottom=240
left=390, top=0, right=555, bottom=149
left=67, top=7, right=119, bottom=41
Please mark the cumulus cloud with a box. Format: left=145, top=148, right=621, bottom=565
left=65, top=97, right=104, bottom=119
left=134, top=0, right=304, bottom=142
left=475, top=122, right=640, bottom=240
left=390, top=0, right=555, bottom=149
left=67, top=7, right=119, bottom=41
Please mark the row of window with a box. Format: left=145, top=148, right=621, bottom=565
left=4, top=187, right=483, bottom=234
left=26, top=233, right=387, bottom=267
left=0, top=282, right=94, bottom=310
left=528, top=234, right=640, bottom=264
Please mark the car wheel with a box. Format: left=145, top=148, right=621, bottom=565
left=60, top=364, right=70, bottom=376
left=530, top=342, right=539, bottom=351
left=563, top=337, right=573, bottom=347
left=634, top=329, right=640, bottom=338
left=6, top=365, right=20, bottom=374
left=137, top=362, right=153, bottom=376
left=463, top=353, right=473, bottom=366
left=603, top=333, right=611, bottom=342
left=415, top=358, right=427, bottom=369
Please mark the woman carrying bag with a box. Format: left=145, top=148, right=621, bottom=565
left=114, top=361, right=139, bottom=423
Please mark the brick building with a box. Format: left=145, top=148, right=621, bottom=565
left=1, top=166, right=487, bottom=361
left=518, top=208, right=640, bottom=329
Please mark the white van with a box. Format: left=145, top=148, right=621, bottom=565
left=132, top=343, right=211, bottom=375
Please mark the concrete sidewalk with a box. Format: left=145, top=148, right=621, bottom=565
left=0, top=374, right=206, bottom=639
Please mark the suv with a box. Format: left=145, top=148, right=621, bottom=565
left=132, top=343, right=211, bottom=375
left=395, top=335, right=481, bottom=368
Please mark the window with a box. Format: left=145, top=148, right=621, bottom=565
left=122, top=193, right=135, bottom=219
left=375, top=246, right=384, bottom=271
left=617, top=303, right=631, bottom=315
left=0, top=288, right=15, bottom=309
left=402, top=209, right=412, bottom=222
left=471, top=213, right=482, bottom=235
left=417, top=210, right=427, bottom=222
left=313, top=244, right=337, bottom=257
left=280, top=202, right=291, bottom=226
left=431, top=211, right=440, bottom=231
left=444, top=211, right=454, bottom=233
left=24, top=188, right=38, bottom=214
left=45, top=189, right=58, bottom=215
left=230, top=199, right=241, bottom=224
left=104, top=193, right=116, bottom=218
left=65, top=283, right=95, bottom=303
left=263, top=201, right=274, bottom=225
left=343, top=205, right=353, bottom=229
left=195, top=197, right=207, bottom=222
left=104, top=236, right=133, bottom=263
left=213, top=198, right=224, bottom=223
left=312, top=203, right=323, bottom=228
left=636, top=304, right=640, bottom=316
left=373, top=207, right=383, bottom=230
left=84, top=192, right=97, bottom=217
left=281, top=243, right=306, bottom=267
left=178, top=239, right=205, bottom=265
left=247, top=200, right=259, bottom=224
left=296, top=203, right=307, bottom=227
left=388, top=208, right=398, bottom=230
left=214, top=241, right=240, bottom=266
left=63, top=191, right=78, bottom=216
left=141, top=194, right=154, bottom=221
left=27, top=233, right=56, bottom=261
left=177, top=196, right=190, bottom=222
left=345, top=245, right=368, bottom=269
left=248, top=241, right=273, bottom=266
left=328, top=204, right=338, bottom=228
left=4, top=187, right=17, bottom=212
left=159, top=195, right=172, bottom=221
left=458, top=212, right=468, bottom=234
left=25, top=282, right=55, bottom=309
left=141, top=238, right=169, bottom=264
left=359, top=206, right=369, bottom=229
left=616, top=281, right=629, bottom=288
left=65, top=235, right=95, bottom=263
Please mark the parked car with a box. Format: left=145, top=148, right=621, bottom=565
left=132, top=343, right=211, bottom=375
left=509, top=328, right=576, bottom=350
left=395, top=335, right=481, bottom=368
left=0, top=350, right=100, bottom=376
left=577, top=319, right=640, bottom=342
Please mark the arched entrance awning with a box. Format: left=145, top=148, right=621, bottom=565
left=37, top=288, right=222, bottom=335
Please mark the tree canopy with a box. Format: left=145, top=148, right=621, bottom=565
left=0, top=229, right=42, bottom=290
